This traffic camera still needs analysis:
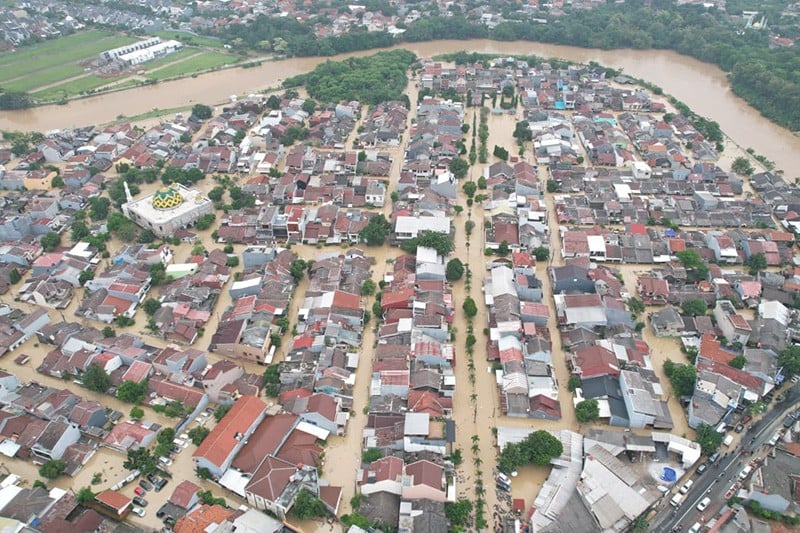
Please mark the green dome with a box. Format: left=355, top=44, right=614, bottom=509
left=152, top=186, right=183, bottom=210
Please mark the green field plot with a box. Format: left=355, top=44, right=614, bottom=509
left=32, top=75, right=120, bottom=102
left=140, top=48, right=199, bottom=72
left=0, top=30, right=139, bottom=90
left=147, top=52, right=239, bottom=80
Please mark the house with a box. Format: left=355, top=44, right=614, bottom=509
left=173, top=504, right=235, bottom=533
left=31, top=417, right=81, bottom=460
left=549, top=264, right=595, bottom=294
left=104, top=421, right=157, bottom=452
left=95, top=490, right=132, bottom=519
left=619, top=370, right=672, bottom=429
left=287, top=393, right=345, bottom=435
left=359, top=456, right=404, bottom=496
left=554, top=293, right=607, bottom=328
left=713, top=300, right=751, bottom=345
left=193, top=395, right=268, bottom=479
left=650, top=307, right=684, bottom=337
left=168, top=480, right=201, bottom=510
left=572, top=345, right=620, bottom=379
left=394, top=216, right=450, bottom=240
left=637, top=276, right=669, bottom=305
left=201, top=360, right=244, bottom=403
left=244, top=457, right=320, bottom=520
left=401, top=460, right=447, bottom=503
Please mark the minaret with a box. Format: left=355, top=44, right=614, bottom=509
left=123, top=180, right=133, bottom=204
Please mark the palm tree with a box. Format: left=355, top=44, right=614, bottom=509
left=471, top=442, right=480, bottom=454
left=471, top=434, right=480, bottom=443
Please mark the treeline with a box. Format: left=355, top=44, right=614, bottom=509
left=207, top=2, right=800, bottom=128
left=284, top=50, right=416, bottom=105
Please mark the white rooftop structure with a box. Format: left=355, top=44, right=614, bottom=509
left=394, top=216, right=450, bottom=240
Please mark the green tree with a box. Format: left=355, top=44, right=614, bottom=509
left=142, top=299, right=161, bottom=316
left=746, top=253, right=768, bottom=275
left=76, top=486, right=95, bottom=504
left=546, top=179, right=558, bottom=193
left=446, top=258, right=465, bottom=281
left=101, top=326, right=115, bottom=338
left=630, top=516, right=649, bottom=533
left=71, top=220, right=91, bottom=242
left=38, top=460, right=67, bottom=479
left=0, top=91, right=32, bottom=110
left=532, top=247, right=550, bottom=261
left=778, top=345, right=800, bottom=378
left=463, top=181, right=477, bottom=198
left=117, top=381, right=147, bottom=404
left=513, top=120, right=533, bottom=141
left=681, top=299, right=708, bottom=316
left=498, top=430, right=563, bottom=473
left=78, top=269, right=94, bottom=285
left=497, top=240, right=510, bottom=256
left=462, top=297, right=478, bottom=318
left=129, top=406, right=144, bottom=420
left=676, top=249, right=709, bottom=279
left=664, top=360, right=696, bottom=396
left=729, top=355, right=747, bottom=369
left=695, top=423, right=723, bottom=455
left=361, top=279, right=376, bottom=296
left=89, top=197, right=111, bottom=221
left=188, top=426, right=211, bottom=445
left=292, top=489, right=328, bottom=519
left=361, top=448, right=383, bottom=463
left=731, top=156, right=754, bottom=176
left=83, top=364, right=111, bottom=393
left=41, top=232, right=61, bottom=252
left=192, top=103, right=213, bottom=120
left=567, top=376, right=582, bottom=392
left=493, top=145, right=509, bottom=160
left=575, top=399, right=600, bottom=423
left=628, top=297, right=646, bottom=316
left=445, top=499, right=473, bottom=527
left=289, top=259, right=307, bottom=282
left=214, top=404, right=232, bottom=421
left=8, top=268, right=20, bottom=285
left=449, top=157, right=469, bottom=179
left=163, top=401, right=185, bottom=418
left=399, top=231, right=454, bottom=256
left=465, top=220, right=475, bottom=236
left=360, top=213, right=392, bottom=246
left=226, top=256, right=239, bottom=267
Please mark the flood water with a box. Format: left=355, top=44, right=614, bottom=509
left=2, top=39, right=799, bottom=177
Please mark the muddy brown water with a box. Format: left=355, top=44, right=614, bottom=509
left=2, top=39, right=800, bottom=177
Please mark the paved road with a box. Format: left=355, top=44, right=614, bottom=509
left=650, top=382, right=800, bottom=532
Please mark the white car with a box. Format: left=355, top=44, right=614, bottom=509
left=158, top=456, right=173, bottom=467
left=132, top=506, right=146, bottom=517
left=697, top=497, right=711, bottom=512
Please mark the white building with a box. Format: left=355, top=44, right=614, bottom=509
left=122, top=183, right=213, bottom=238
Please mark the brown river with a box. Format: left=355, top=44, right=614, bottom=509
left=1, top=39, right=800, bottom=177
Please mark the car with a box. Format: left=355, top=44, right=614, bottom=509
left=156, top=506, right=166, bottom=518
left=147, top=474, right=159, bottom=485
left=688, top=523, right=702, bottom=533
left=734, top=423, right=744, bottom=433
left=708, top=452, right=720, bottom=463
left=696, top=463, right=708, bottom=474
left=159, top=456, right=173, bottom=467
left=697, top=497, right=711, bottom=512
left=171, top=445, right=181, bottom=454
left=179, top=433, right=189, bottom=441
left=791, top=375, right=799, bottom=383
left=679, top=480, right=694, bottom=494
left=134, top=486, right=145, bottom=496
left=133, top=497, right=148, bottom=507
left=132, top=506, right=146, bottom=517
left=155, top=478, right=168, bottom=492
left=139, top=480, right=153, bottom=491
left=164, top=517, right=176, bottom=527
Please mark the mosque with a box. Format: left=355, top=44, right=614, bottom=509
left=121, top=182, right=213, bottom=238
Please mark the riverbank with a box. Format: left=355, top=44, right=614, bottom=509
left=3, top=40, right=799, bottom=178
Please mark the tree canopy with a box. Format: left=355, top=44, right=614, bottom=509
left=284, top=50, right=416, bottom=105
left=498, top=430, right=563, bottom=473
left=695, top=423, right=723, bottom=455
left=117, top=380, right=147, bottom=404
left=83, top=364, right=111, bottom=393
left=664, top=359, right=697, bottom=397
left=399, top=230, right=454, bottom=256
left=38, top=460, right=66, bottom=479
left=575, top=399, right=600, bottom=423
left=681, top=299, right=708, bottom=317
left=360, top=214, right=392, bottom=246
left=449, top=157, right=469, bottom=179
left=462, top=296, right=478, bottom=318
left=445, top=258, right=464, bottom=281
left=779, top=345, right=800, bottom=378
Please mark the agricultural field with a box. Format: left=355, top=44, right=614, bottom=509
left=0, top=30, right=137, bottom=91
left=0, top=29, right=241, bottom=103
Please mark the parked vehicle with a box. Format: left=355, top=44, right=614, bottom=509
left=680, top=480, right=694, bottom=494
left=696, top=463, right=708, bottom=475
left=155, top=478, right=168, bottom=492
left=158, top=456, right=173, bottom=467
left=697, top=497, right=711, bottom=511
left=134, top=487, right=145, bottom=496
left=738, top=465, right=752, bottom=481
left=133, top=497, right=148, bottom=507
left=132, top=507, right=146, bottom=517
left=670, top=493, right=684, bottom=507
left=688, top=522, right=702, bottom=533
left=138, top=480, right=153, bottom=492
left=708, top=452, right=720, bottom=463
left=723, top=434, right=734, bottom=447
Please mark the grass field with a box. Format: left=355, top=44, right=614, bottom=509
left=147, top=52, right=239, bottom=81
left=0, top=30, right=138, bottom=88
left=32, top=75, right=119, bottom=102
left=140, top=48, right=200, bottom=72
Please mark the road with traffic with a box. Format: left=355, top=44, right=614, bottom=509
left=650, top=382, right=800, bottom=532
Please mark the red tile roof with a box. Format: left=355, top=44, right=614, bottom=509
left=169, top=480, right=200, bottom=509
left=698, top=334, right=735, bottom=365
left=95, top=490, right=131, bottom=513
left=574, top=345, right=619, bottom=378
left=361, top=455, right=404, bottom=484
left=193, top=395, right=266, bottom=469
left=174, top=504, right=234, bottom=533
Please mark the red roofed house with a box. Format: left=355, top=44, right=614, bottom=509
left=244, top=456, right=321, bottom=519
left=697, top=334, right=736, bottom=366
left=193, top=395, right=268, bottom=478
left=637, top=276, right=669, bottom=305
left=174, top=504, right=235, bottom=533
left=169, top=480, right=201, bottom=510
left=104, top=421, right=157, bottom=452
left=121, top=360, right=152, bottom=384
left=401, top=459, right=446, bottom=502
left=571, top=345, right=620, bottom=379
left=359, top=456, right=404, bottom=496
left=95, top=490, right=132, bottom=519
left=713, top=301, right=751, bottom=346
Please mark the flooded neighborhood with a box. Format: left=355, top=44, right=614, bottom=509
left=0, top=26, right=797, bottom=533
